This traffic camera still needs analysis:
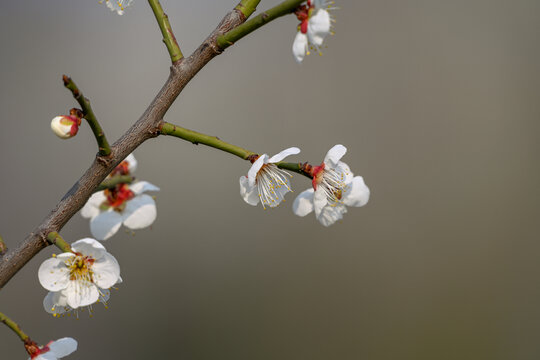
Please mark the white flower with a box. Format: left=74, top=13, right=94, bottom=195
left=292, top=0, right=335, bottom=63
left=100, top=0, right=133, bottom=15
left=81, top=154, right=159, bottom=240
left=50, top=116, right=80, bottom=139
left=43, top=286, right=117, bottom=317
left=292, top=145, right=370, bottom=226
left=28, top=337, right=77, bottom=360
left=38, top=239, right=121, bottom=312
left=240, top=147, right=301, bottom=208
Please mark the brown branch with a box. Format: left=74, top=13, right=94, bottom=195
left=0, top=7, right=248, bottom=290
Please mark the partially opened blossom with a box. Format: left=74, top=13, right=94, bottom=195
left=292, top=0, right=335, bottom=63
left=27, top=337, right=77, bottom=360
left=293, top=145, right=370, bottom=226
left=100, top=0, right=133, bottom=15
left=38, top=238, right=121, bottom=314
left=81, top=154, right=159, bottom=240
left=240, top=147, right=301, bottom=208
left=50, top=115, right=80, bottom=139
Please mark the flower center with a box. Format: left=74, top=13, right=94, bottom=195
left=256, top=164, right=293, bottom=208
left=312, top=163, right=346, bottom=205
left=66, top=254, right=94, bottom=284
left=110, top=160, right=130, bottom=176
left=103, top=183, right=134, bottom=211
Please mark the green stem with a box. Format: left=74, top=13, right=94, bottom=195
left=0, top=311, right=29, bottom=342
left=148, top=0, right=183, bottom=63
left=0, top=235, right=6, bottom=256
left=46, top=232, right=71, bottom=253
left=217, top=0, right=305, bottom=49
left=235, top=0, right=261, bottom=19
left=276, top=161, right=312, bottom=178
left=160, top=122, right=256, bottom=160
left=94, top=175, right=135, bottom=193
left=63, top=75, right=111, bottom=157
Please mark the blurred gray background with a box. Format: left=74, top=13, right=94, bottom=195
left=1, top=0, right=539, bottom=359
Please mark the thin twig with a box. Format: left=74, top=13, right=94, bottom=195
left=0, top=311, right=29, bottom=342
left=235, top=0, right=261, bottom=19
left=148, top=0, right=183, bottom=63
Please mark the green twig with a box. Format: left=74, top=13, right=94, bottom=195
left=94, top=175, right=135, bottom=192
left=0, top=311, right=29, bottom=342
left=62, top=75, right=111, bottom=157
left=235, top=0, right=261, bottom=19
left=159, top=122, right=256, bottom=160
left=46, top=232, right=71, bottom=253
left=148, top=0, right=183, bottom=63
left=217, top=0, right=305, bottom=49
left=276, top=161, right=312, bottom=178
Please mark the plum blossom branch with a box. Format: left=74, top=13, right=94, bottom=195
left=217, top=0, right=305, bottom=49
left=95, top=175, right=135, bottom=192
left=46, top=232, right=71, bottom=253
left=62, top=75, right=111, bottom=157
left=0, top=1, right=249, bottom=290
left=0, top=311, right=29, bottom=342
left=235, top=0, right=261, bottom=19
left=148, top=0, right=183, bottom=63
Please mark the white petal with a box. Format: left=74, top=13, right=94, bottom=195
left=122, top=194, right=157, bottom=230
left=43, top=291, right=69, bottom=315
left=34, top=352, right=57, bottom=360
left=266, top=182, right=291, bottom=208
left=38, top=257, right=71, bottom=292
left=65, top=281, right=99, bottom=309
left=239, top=176, right=259, bottom=206
left=92, top=253, right=121, bottom=289
left=99, top=288, right=111, bottom=302
left=50, top=116, right=73, bottom=139
left=268, top=147, right=301, bottom=163
left=292, top=31, right=308, bottom=63
left=70, top=238, right=106, bottom=260
left=316, top=203, right=348, bottom=227
left=334, top=161, right=354, bottom=184
left=90, top=211, right=123, bottom=241
left=130, top=181, right=160, bottom=195
left=292, top=189, right=315, bottom=217
left=80, top=191, right=106, bottom=219
left=48, top=338, right=77, bottom=357
left=324, top=144, right=347, bottom=168
left=247, top=154, right=268, bottom=187
left=313, top=188, right=329, bottom=216
left=342, top=176, right=370, bottom=207
left=307, top=9, right=331, bottom=47
left=125, top=153, right=137, bottom=173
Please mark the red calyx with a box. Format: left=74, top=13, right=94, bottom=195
left=105, top=183, right=134, bottom=208
left=311, top=163, right=325, bottom=190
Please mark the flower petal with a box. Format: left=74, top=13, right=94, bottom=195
left=313, top=188, right=329, bottom=216
left=292, top=189, right=315, bottom=216
left=38, top=257, right=72, bottom=292
left=43, top=291, right=69, bottom=315
left=65, top=281, right=99, bottom=309
left=130, top=181, right=160, bottom=195
left=292, top=31, right=308, bottom=63
left=334, top=161, right=354, bottom=184
left=308, top=9, right=331, bottom=47
left=122, top=194, right=157, bottom=230
left=125, top=153, right=137, bottom=173
left=268, top=147, right=301, bottom=163
left=342, top=176, right=370, bottom=207
left=316, top=203, right=348, bottom=227
left=323, top=144, right=347, bottom=168
left=239, top=176, right=259, bottom=206
left=48, top=337, right=77, bottom=357
left=92, top=253, right=121, bottom=289
left=247, top=154, right=268, bottom=187
left=80, top=191, right=106, bottom=219
left=90, top=210, right=123, bottom=241
left=70, top=238, right=106, bottom=260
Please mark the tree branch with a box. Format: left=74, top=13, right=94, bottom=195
left=63, top=75, right=112, bottom=157
left=148, top=0, right=183, bottom=63
left=0, top=311, right=29, bottom=342
left=46, top=232, right=72, bottom=253
left=0, top=5, right=248, bottom=290
left=217, top=0, right=305, bottom=49
left=235, top=0, right=261, bottom=19
left=94, top=175, right=135, bottom=192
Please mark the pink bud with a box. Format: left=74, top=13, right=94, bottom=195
left=50, top=115, right=80, bottom=139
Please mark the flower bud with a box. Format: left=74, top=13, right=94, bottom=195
left=50, top=115, right=80, bottom=139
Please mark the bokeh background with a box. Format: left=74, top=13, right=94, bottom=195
left=1, top=0, right=539, bottom=359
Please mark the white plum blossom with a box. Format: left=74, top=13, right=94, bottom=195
left=240, top=147, right=301, bottom=208
left=292, top=0, right=335, bottom=63
left=50, top=115, right=80, bottom=139
left=100, top=0, right=133, bottom=15
left=81, top=154, right=159, bottom=241
left=38, top=239, right=121, bottom=315
left=28, top=337, right=77, bottom=360
left=293, top=145, right=370, bottom=226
